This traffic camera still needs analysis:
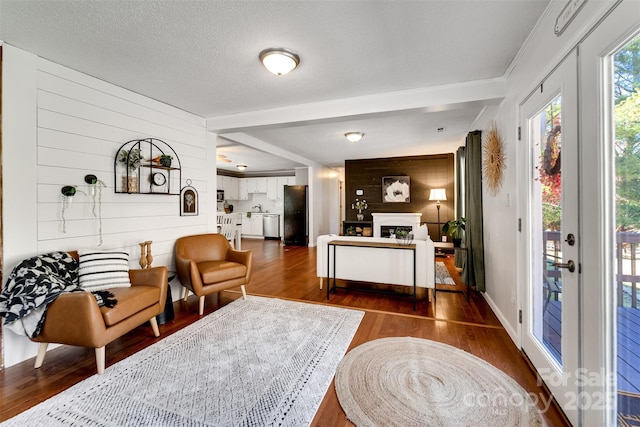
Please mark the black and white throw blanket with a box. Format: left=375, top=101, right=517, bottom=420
left=0, top=252, right=116, bottom=338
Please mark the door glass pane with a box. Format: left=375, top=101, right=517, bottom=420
left=531, top=95, right=563, bottom=365
left=614, top=32, right=640, bottom=424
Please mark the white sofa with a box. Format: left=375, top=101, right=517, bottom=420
left=316, top=234, right=435, bottom=302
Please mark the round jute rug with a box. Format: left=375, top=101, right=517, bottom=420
left=335, top=337, right=543, bottom=427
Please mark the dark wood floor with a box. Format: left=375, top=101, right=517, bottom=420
left=0, top=238, right=570, bottom=426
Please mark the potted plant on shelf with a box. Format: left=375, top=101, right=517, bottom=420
left=442, top=217, right=466, bottom=247
left=118, top=148, right=143, bottom=193
left=159, top=154, right=173, bottom=167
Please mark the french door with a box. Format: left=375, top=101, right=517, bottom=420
left=520, top=50, right=580, bottom=425
left=519, top=1, right=640, bottom=424
left=580, top=2, right=640, bottom=426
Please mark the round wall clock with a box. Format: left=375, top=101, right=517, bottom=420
left=152, top=172, right=166, bottom=186
left=482, top=121, right=506, bottom=196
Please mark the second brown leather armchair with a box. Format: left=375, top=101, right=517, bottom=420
left=175, top=233, right=252, bottom=315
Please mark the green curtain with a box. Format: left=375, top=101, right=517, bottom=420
left=461, top=130, right=486, bottom=292
left=454, top=146, right=466, bottom=268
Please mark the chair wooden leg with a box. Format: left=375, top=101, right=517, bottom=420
left=95, top=347, right=106, bottom=375
left=34, top=342, right=48, bottom=369
left=183, top=287, right=190, bottom=301
left=149, top=317, right=160, bottom=337
left=241, top=285, right=247, bottom=300
left=199, top=296, right=205, bottom=315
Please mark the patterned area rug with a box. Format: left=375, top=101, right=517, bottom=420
left=436, top=261, right=455, bottom=285
left=335, top=337, right=543, bottom=427
left=3, top=297, right=364, bottom=426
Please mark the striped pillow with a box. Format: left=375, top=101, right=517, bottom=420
left=78, top=250, right=131, bottom=292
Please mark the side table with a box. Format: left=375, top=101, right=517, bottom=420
left=433, top=243, right=470, bottom=301
left=156, top=271, right=176, bottom=325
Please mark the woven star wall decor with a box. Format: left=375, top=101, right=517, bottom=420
left=482, top=121, right=506, bottom=196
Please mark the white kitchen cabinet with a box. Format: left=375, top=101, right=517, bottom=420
left=246, top=178, right=257, bottom=193
left=256, top=178, right=267, bottom=193
left=266, top=177, right=278, bottom=200
left=244, top=177, right=267, bottom=194
left=230, top=176, right=240, bottom=200
left=221, top=176, right=239, bottom=200
left=277, top=176, right=296, bottom=200
left=242, top=214, right=263, bottom=236
left=238, top=179, right=249, bottom=200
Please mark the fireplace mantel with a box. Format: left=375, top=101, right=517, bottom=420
left=372, top=213, right=422, bottom=238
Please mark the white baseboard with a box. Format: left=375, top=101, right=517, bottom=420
left=482, top=292, right=519, bottom=348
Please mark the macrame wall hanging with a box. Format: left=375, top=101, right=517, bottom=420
left=482, top=121, right=506, bottom=196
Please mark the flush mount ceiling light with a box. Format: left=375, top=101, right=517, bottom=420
left=236, top=164, right=248, bottom=171
left=344, top=132, right=365, bottom=143
left=259, top=48, right=300, bottom=76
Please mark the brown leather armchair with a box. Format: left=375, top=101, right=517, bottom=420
left=175, top=233, right=252, bottom=315
left=32, top=262, right=168, bottom=375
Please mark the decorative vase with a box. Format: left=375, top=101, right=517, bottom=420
left=139, top=243, right=147, bottom=269
left=122, top=169, right=138, bottom=193
left=357, top=213, right=364, bottom=221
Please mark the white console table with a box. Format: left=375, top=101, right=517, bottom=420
left=327, top=240, right=419, bottom=310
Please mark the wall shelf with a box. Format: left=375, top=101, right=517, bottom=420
left=114, top=138, right=181, bottom=195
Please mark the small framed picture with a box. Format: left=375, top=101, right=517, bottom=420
left=180, top=180, right=198, bottom=216
left=382, top=176, right=410, bottom=203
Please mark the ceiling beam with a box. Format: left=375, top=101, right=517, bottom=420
left=207, top=77, right=505, bottom=133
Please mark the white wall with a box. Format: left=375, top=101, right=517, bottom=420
left=2, top=45, right=211, bottom=367
left=481, top=0, right=616, bottom=342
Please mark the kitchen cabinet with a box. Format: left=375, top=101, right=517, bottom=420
left=219, top=176, right=239, bottom=200
left=236, top=176, right=297, bottom=201
left=277, top=176, right=296, bottom=200
left=246, top=177, right=267, bottom=193
left=267, top=177, right=278, bottom=200
left=238, top=179, right=249, bottom=200
left=242, top=214, right=264, bottom=236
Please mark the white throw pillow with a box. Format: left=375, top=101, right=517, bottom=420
left=414, top=224, right=429, bottom=240
left=78, top=250, right=131, bottom=292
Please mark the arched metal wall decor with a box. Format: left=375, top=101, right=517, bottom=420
left=114, top=138, right=181, bottom=195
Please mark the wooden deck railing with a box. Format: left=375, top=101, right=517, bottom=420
left=616, top=232, right=640, bottom=308
left=543, top=230, right=640, bottom=308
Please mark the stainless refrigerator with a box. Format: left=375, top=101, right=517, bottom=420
left=283, top=185, right=308, bottom=246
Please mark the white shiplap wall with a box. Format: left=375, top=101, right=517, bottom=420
left=2, top=45, right=213, bottom=367
left=35, top=59, right=209, bottom=256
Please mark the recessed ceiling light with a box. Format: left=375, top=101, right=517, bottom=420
left=345, top=132, right=365, bottom=143
left=259, top=48, right=300, bottom=76
left=236, top=164, right=248, bottom=171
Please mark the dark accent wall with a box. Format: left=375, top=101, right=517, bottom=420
left=345, top=154, right=455, bottom=238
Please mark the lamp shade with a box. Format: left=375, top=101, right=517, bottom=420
left=259, top=48, right=300, bottom=76
left=429, top=188, right=447, bottom=202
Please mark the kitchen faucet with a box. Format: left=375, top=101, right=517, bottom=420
left=253, top=204, right=263, bottom=212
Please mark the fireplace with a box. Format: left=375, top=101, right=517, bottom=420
left=372, top=213, right=422, bottom=238
left=380, top=225, right=413, bottom=238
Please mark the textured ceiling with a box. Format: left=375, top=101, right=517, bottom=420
left=0, top=0, right=550, bottom=173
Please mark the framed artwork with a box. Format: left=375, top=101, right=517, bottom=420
left=180, top=180, right=198, bottom=216
left=382, top=176, right=410, bottom=203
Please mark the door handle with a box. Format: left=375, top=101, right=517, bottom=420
left=554, top=260, right=576, bottom=273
